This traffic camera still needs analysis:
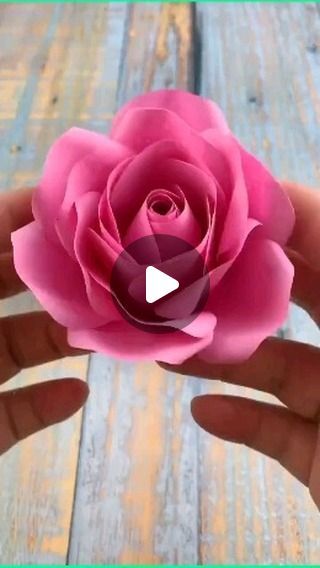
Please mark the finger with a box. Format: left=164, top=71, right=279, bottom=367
left=191, top=394, right=317, bottom=485
left=159, top=337, right=320, bottom=421
left=0, top=253, right=26, bottom=299
left=309, top=426, right=320, bottom=509
left=287, top=249, right=320, bottom=324
left=283, top=181, right=320, bottom=270
left=0, top=378, right=88, bottom=454
left=0, top=312, right=83, bottom=383
left=0, top=188, right=33, bottom=253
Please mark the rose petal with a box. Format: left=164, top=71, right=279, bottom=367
left=111, top=89, right=229, bottom=137
left=78, top=229, right=122, bottom=291
left=62, top=151, right=124, bottom=212
left=109, top=108, right=231, bottom=190
left=110, top=140, right=221, bottom=239
left=68, top=314, right=214, bottom=364
left=210, top=218, right=261, bottom=288
left=73, top=191, right=123, bottom=292
left=203, top=129, right=295, bottom=247
left=149, top=199, right=202, bottom=246
left=154, top=273, right=209, bottom=320
left=147, top=189, right=181, bottom=219
left=240, top=144, right=295, bottom=245
left=200, top=233, right=294, bottom=364
left=99, top=157, right=132, bottom=243
left=200, top=130, right=250, bottom=264
left=180, top=312, right=216, bottom=339
left=33, top=127, right=129, bottom=240
left=121, top=200, right=154, bottom=247
left=55, top=205, right=77, bottom=259
left=123, top=188, right=202, bottom=248
left=73, top=192, right=120, bottom=321
left=158, top=159, right=219, bottom=221
left=12, top=222, right=107, bottom=329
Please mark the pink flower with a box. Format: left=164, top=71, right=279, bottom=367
left=12, top=90, right=294, bottom=365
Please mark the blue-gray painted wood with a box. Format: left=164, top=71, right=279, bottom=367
left=1, top=3, right=320, bottom=564
left=197, top=3, right=320, bottom=562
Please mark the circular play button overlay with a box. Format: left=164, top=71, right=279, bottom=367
left=110, top=234, right=210, bottom=333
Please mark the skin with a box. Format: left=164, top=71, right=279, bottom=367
left=160, top=182, right=320, bottom=511
left=0, top=188, right=88, bottom=455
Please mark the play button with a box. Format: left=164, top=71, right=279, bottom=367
left=110, top=234, right=210, bottom=333
left=146, top=266, right=179, bottom=304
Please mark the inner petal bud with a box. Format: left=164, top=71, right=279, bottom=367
left=147, top=188, right=184, bottom=220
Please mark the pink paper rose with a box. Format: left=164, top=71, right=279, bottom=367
left=12, top=90, right=294, bottom=364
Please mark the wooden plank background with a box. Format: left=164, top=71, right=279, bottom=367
left=0, top=2, right=320, bottom=564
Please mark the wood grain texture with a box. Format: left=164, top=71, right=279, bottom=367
left=1, top=2, right=320, bottom=565
left=197, top=3, right=320, bottom=563
left=68, top=4, right=201, bottom=564
left=0, top=3, right=126, bottom=563
left=69, top=3, right=320, bottom=565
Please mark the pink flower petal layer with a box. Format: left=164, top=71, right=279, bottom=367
left=111, top=89, right=229, bottom=137
left=12, top=90, right=295, bottom=365
left=123, top=190, right=202, bottom=248
left=68, top=312, right=215, bottom=364
left=200, top=234, right=294, bottom=364
left=109, top=108, right=230, bottom=191
left=12, top=222, right=108, bottom=329
left=203, top=129, right=295, bottom=246
left=33, top=127, right=129, bottom=240
left=240, top=145, right=295, bottom=245
left=73, top=192, right=120, bottom=321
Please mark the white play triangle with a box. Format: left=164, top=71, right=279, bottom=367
left=145, top=266, right=179, bottom=304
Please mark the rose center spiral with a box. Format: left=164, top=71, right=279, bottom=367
left=146, top=188, right=183, bottom=218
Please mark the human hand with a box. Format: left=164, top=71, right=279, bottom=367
left=0, top=188, right=88, bottom=454
left=160, top=182, right=320, bottom=510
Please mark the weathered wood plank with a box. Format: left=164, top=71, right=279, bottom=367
left=2, top=2, right=320, bottom=564
left=67, top=4, right=199, bottom=564
left=70, top=3, right=320, bottom=564
left=197, top=3, right=320, bottom=563
left=0, top=4, right=126, bottom=563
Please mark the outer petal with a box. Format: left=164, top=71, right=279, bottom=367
left=12, top=222, right=108, bottom=329
left=99, top=158, right=132, bottom=243
left=201, top=130, right=250, bottom=265
left=109, top=108, right=230, bottom=191
left=214, top=140, right=249, bottom=263
left=210, top=218, right=260, bottom=289
left=73, top=192, right=120, bottom=321
left=55, top=205, right=77, bottom=259
left=68, top=313, right=215, bottom=364
left=240, top=145, right=295, bottom=245
left=203, top=129, right=295, bottom=246
left=62, top=151, right=127, bottom=212
left=78, top=229, right=123, bottom=292
left=33, top=127, right=129, bottom=240
left=111, top=89, right=229, bottom=137
left=200, top=233, right=294, bottom=364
